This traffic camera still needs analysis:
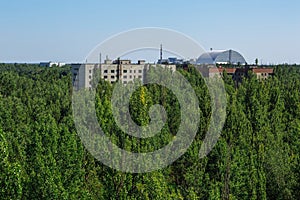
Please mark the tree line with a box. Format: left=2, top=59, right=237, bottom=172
left=0, top=63, right=299, bottom=199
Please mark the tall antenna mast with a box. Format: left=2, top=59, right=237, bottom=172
left=99, top=53, right=102, bottom=68
left=160, top=44, right=163, bottom=61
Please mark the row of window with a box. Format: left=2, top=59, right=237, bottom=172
left=103, top=69, right=143, bottom=74
left=103, top=75, right=115, bottom=79
left=102, top=75, right=143, bottom=79
left=123, top=75, right=142, bottom=79
left=259, top=73, right=269, bottom=76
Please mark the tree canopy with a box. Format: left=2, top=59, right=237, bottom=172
left=0, top=63, right=299, bottom=199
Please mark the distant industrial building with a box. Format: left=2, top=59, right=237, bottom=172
left=71, top=57, right=176, bottom=89
left=196, top=48, right=273, bottom=81
left=157, top=57, right=184, bottom=65
left=157, top=44, right=185, bottom=64
left=40, top=62, right=66, bottom=67
left=197, top=49, right=247, bottom=65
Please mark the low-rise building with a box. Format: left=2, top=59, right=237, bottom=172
left=251, top=67, right=274, bottom=79
left=197, top=65, right=274, bottom=82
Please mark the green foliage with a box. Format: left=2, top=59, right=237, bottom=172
left=0, top=63, right=299, bottom=199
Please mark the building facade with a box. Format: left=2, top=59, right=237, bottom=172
left=71, top=59, right=176, bottom=89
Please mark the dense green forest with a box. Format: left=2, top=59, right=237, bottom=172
left=0, top=63, right=300, bottom=199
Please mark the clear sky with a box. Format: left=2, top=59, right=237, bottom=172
left=0, top=0, right=299, bottom=64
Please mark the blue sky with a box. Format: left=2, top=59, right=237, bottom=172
left=0, top=0, right=299, bottom=64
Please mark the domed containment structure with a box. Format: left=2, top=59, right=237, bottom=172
left=196, top=49, right=246, bottom=65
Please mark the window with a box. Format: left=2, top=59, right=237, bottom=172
left=134, top=70, right=136, bottom=73
left=89, top=75, right=92, bottom=79
left=111, top=76, right=115, bottom=79
left=104, top=75, right=107, bottom=79
left=89, top=70, right=92, bottom=73
left=130, top=70, right=132, bottom=73
left=111, top=70, right=115, bottom=73
left=123, top=70, right=127, bottom=73
left=123, top=81, right=127, bottom=84
left=123, top=75, right=127, bottom=79
left=104, top=70, right=108, bottom=73
left=138, top=75, right=142, bottom=78
left=129, top=75, right=132, bottom=79
left=138, top=70, right=142, bottom=73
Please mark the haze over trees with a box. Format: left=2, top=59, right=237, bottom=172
left=0, top=63, right=299, bottom=199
